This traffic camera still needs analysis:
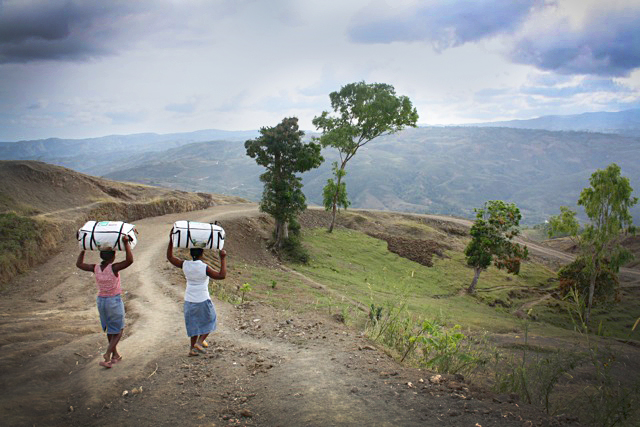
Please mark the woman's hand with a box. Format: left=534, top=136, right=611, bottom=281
left=219, top=249, right=227, bottom=259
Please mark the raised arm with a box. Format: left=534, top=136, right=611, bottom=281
left=112, top=235, right=134, bottom=274
left=167, top=234, right=184, bottom=268
left=76, top=250, right=95, bottom=272
left=206, top=249, right=227, bottom=280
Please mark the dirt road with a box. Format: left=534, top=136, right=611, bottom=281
left=0, top=205, right=574, bottom=426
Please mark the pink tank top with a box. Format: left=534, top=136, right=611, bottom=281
left=94, top=263, right=122, bottom=297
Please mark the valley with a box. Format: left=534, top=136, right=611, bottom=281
left=3, top=124, right=640, bottom=225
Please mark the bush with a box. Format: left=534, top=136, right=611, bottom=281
left=365, top=301, right=489, bottom=376
left=558, top=257, right=619, bottom=303
left=280, top=234, right=310, bottom=264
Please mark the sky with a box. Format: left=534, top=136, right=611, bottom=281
left=1, top=0, right=640, bottom=141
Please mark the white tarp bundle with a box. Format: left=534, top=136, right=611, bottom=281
left=77, top=221, right=138, bottom=251
left=171, top=220, right=225, bottom=250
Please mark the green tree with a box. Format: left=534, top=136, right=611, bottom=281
left=547, top=206, right=580, bottom=239
left=313, top=81, right=419, bottom=232
left=577, top=163, right=637, bottom=325
left=465, top=200, right=529, bottom=293
left=322, top=162, right=349, bottom=214
left=245, top=117, right=323, bottom=248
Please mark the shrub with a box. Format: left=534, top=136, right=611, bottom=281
left=365, top=301, right=489, bottom=376
left=558, top=257, right=619, bottom=303
left=280, top=234, right=310, bottom=264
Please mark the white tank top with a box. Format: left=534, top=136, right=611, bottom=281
left=182, top=260, right=211, bottom=303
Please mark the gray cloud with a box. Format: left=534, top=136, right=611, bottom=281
left=0, top=0, right=137, bottom=63
left=349, top=1, right=640, bottom=77
left=165, top=102, right=197, bottom=114
left=511, top=10, right=640, bottom=77
left=349, top=0, right=540, bottom=50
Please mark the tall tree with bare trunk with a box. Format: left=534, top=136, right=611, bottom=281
left=313, top=81, right=418, bottom=232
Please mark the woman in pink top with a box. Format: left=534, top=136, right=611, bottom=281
left=76, top=235, right=133, bottom=368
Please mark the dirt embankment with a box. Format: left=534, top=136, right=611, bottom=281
left=0, top=160, right=247, bottom=286
left=299, top=209, right=467, bottom=267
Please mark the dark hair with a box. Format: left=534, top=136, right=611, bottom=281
left=190, top=248, right=203, bottom=261
left=99, top=250, right=115, bottom=262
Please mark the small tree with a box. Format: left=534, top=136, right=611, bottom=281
left=465, top=200, right=529, bottom=293
left=578, top=163, right=636, bottom=324
left=245, top=117, right=323, bottom=248
left=313, top=81, right=419, bottom=232
left=547, top=206, right=580, bottom=240
left=548, top=164, right=637, bottom=325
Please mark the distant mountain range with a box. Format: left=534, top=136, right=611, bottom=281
left=2, top=109, right=640, bottom=225
left=467, top=108, right=640, bottom=136
left=0, top=129, right=259, bottom=173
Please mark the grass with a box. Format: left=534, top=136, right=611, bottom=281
left=291, top=228, right=566, bottom=335
left=276, top=225, right=640, bottom=425
left=218, top=261, right=351, bottom=316
left=0, top=212, right=64, bottom=287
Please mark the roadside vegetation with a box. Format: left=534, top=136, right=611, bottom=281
left=222, top=207, right=639, bottom=426
left=0, top=213, right=62, bottom=286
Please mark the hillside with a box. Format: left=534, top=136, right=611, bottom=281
left=0, top=160, right=246, bottom=285
left=100, top=127, right=640, bottom=225
left=3, top=126, right=640, bottom=226
left=1, top=201, right=638, bottom=425
left=467, top=108, right=640, bottom=136
left=0, top=129, right=259, bottom=174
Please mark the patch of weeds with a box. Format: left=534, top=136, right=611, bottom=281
left=212, top=283, right=239, bottom=305
left=239, top=283, right=253, bottom=304
left=563, top=291, right=640, bottom=426
left=365, top=299, right=490, bottom=377
left=0, top=212, right=62, bottom=286
left=493, top=322, right=583, bottom=414
left=280, top=235, right=310, bottom=263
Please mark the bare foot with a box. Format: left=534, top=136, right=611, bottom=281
left=111, top=355, right=123, bottom=364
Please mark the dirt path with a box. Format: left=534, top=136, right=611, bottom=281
left=0, top=205, right=578, bottom=426
left=34, top=201, right=104, bottom=219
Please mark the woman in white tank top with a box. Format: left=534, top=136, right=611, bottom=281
left=167, top=234, right=227, bottom=356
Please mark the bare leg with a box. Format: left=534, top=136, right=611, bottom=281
left=189, top=336, right=199, bottom=356
left=193, top=334, right=207, bottom=353
left=99, top=334, right=113, bottom=368
left=197, top=333, right=209, bottom=347
left=103, top=334, right=114, bottom=362
left=107, top=330, right=123, bottom=360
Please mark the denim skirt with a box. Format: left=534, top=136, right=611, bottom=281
left=184, top=299, right=217, bottom=337
left=97, top=295, right=125, bottom=334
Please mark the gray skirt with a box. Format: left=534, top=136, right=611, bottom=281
left=184, top=299, right=217, bottom=337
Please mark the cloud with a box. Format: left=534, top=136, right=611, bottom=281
left=349, top=0, right=540, bottom=50
left=349, top=0, right=640, bottom=77
left=0, top=0, right=132, bottom=63
left=165, top=102, right=197, bottom=114
left=511, top=8, right=640, bottom=77
left=521, top=77, right=631, bottom=97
